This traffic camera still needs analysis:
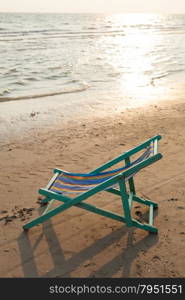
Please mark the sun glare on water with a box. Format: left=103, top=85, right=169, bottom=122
left=101, top=13, right=170, bottom=106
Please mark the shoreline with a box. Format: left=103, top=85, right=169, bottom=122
left=0, top=87, right=184, bottom=146
left=0, top=96, right=185, bottom=277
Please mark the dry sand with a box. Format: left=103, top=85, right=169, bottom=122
left=0, top=99, right=185, bottom=278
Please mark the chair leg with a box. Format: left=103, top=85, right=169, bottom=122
left=119, top=179, right=132, bottom=227
left=132, top=219, right=158, bottom=233
left=23, top=190, right=89, bottom=230
left=125, top=157, right=136, bottom=195
left=132, top=195, right=158, bottom=233
left=23, top=201, right=66, bottom=230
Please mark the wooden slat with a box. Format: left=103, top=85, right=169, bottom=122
left=153, top=139, right=158, bottom=155
left=45, top=172, right=60, bottom=190
left=149, top=204, right=154, bottom=226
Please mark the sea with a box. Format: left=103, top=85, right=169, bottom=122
left=0, top=13, right=185, bottom=141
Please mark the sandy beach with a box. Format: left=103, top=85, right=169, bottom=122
left=0, top=97, right=185, bottom=278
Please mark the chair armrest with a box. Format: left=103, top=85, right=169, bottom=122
left=90, top=135, right=162, bottom=174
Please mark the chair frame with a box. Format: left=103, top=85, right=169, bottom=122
left=23, top=135, right=162, bottom=233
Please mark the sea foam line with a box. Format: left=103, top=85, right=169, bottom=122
left=0, top=84, right=89, bottom=103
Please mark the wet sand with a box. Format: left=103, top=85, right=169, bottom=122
left=0, top=98, right=185, bottom=278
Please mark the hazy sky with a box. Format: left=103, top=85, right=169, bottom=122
left=0, top=0, right=185, bottom=14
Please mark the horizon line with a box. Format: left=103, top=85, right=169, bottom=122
left=0, top=11, right=185, bottom=14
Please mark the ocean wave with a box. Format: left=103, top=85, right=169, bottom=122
left=0, top=29, right=124, bottom=37
left=0, top=29, right=64, bottom=36
left=86, top=27, right=96, bottom=30
left=65, top=79, right=80, bottom=84
left=48, top=66, right=63, bottom=70
left=45, top=75, right=61, bottom=80
left=108, top=72, right=121, bottom=77
left=0, top=31, right=125, bottom=43
left=168, top=68, right=185, bottom=74
left=151, top=71, right=170, bottom=80
left=25, top=76, right=39, bottom=81
left=0, top=38, right=23, bottom=42
left=0, top=84, right=89, bottom=102
left=13, top=80, right=26, bottom=86
left=3, top=68, right=19, bottom=76
left=0, top=89, right=10, bottom=96
left=9, top=68, right=18, bottom=73
left=151, top=68, right=185, bottom=83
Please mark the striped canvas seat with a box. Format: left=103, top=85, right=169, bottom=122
left=50, top=145, right=153, bottom=194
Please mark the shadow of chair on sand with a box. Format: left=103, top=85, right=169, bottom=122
left=17, top=207, right=158, bottom=278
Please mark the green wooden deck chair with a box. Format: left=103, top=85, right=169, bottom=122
left=23, top=135, right=162, bottom=233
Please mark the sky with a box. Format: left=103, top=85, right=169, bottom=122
left=0, top=0, right=185, bottom=14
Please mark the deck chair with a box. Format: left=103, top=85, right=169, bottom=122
left=23, top=135, right=162, bottom=233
